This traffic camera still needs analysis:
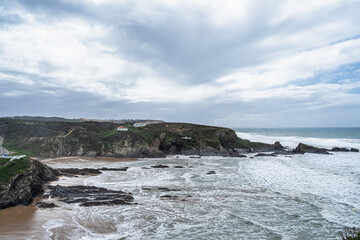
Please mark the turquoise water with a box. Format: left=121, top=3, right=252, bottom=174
left=234, top=128, right=360, bottom=139
left=235, top=128, right=360, bottom=149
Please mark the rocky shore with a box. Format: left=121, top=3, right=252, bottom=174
left=0, top=159, right=59, bottom=209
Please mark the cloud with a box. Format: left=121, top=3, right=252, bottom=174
left=0, top=0, right=360, bottom=126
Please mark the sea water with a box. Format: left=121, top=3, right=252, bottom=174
left=34, top=128, right=360, bottom=239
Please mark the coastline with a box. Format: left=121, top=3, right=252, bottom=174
left=0, top=175, right=90, bottom=239
left=0, top=157, right=136, bottom=239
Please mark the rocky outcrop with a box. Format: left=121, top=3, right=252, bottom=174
left=46, top=185, right=134, bottom=207
left=0, top=160, right=59, bottom=209
left=57, top=167, right=128, bottom=176
left=350, top=148, right=359, bottom=152
left=293, top=143, right=330, bottom=155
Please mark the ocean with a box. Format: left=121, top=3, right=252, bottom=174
left=1, top=128, right=360, bottom=239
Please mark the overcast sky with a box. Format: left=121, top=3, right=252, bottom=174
left=0, top=0, right=360, bottom=127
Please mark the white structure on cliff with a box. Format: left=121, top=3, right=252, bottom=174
left=117, top=126, right=128, bottom=131
left=133, top=122, right=147, bottom=127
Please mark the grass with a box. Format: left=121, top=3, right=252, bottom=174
left=3, top=138, right=42, bottom=157
left=0, top=158, right=10, bottom=166
left=99, top=129, right=118, bottom=139
left=130, top=127, right=157, bottom=144
left=0, top=157, right=31, bottom=188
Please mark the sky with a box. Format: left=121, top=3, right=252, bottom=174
left=0, top=0, right=360, bottom=127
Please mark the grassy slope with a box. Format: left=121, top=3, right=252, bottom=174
left=0, top=119, right=269, bottom=157
left=0, top=157, right=31, bottom=188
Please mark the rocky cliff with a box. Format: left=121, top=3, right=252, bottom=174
left=0, top=158, right=59, bottom=209
left=0, top=119, right=275, bottom=158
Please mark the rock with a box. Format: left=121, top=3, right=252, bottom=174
left=330, top=147, right=350, bottom=152
left=274, top=142, right=285, bottom=151
left=350, top=148, right=359, bottom=152
left=58, top=168, right=101, bottom=175
left=255, top=153, right=277, bottom=157
left=0, top=160, right=59, bottom=210
left=48, top=185, right=134, bottom=206
left=100, top=167, right=128, bottom=171
left=207, top=171, right=216, bottom=175
left=189, top=156, right=201, bottom=159
left=36, top=202, right=59, bottom=208
left=293, top=143, right=330, bottom=155
left=173, top=166, right=184, bottom=168
left=58, top=167, right=129, bottom=176
left=151, top=164, right=169, bottom=168
left=141, top=187, right=181, bottom=192
left=160, top=195, right=179, bottom=200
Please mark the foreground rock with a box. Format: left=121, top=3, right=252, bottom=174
left=47, top=185, right=134, bottom=207
left=330, top=147, right=350, bottom=152
left=293, top=143, right=330, bottom=155
left=0, top=160, right=59, bottom=209
left=36, top=202, right=59, bottom=208
left=58, top=167, right=128, bottom=176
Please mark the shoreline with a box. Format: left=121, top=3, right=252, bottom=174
left=0, top=174, right=90, bottom=239
left=0, top=156, right=135, bottom=239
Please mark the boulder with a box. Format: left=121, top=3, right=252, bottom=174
left=350, top=148, right=359, bottom=152
left=48, top=185, right=134, bottom=206
left=255, top=153, right=277, bottom=157
left=274, top=141, right=285, bottom=151
left=151, top=164, right=169, bottom=168
left=330, top=147, right=350, bottom=152
left=293, top=143, right=330, bottom=155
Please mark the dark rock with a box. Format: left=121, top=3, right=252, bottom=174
left=189, top=156, right=201, bottom=159
left=330, top=147, right=350, bottom=152
left=141, top=187, right=181, bottom=192
left=207, top=171, right=216, bottom=175
left=58, top=167, right=128, bottom=176
left=173, top=166, right=184, bottom=168
left=48, top=185, right=134, bottom=206
left=255, top=153, right=277, bottom=157
left=80, top=199, right=133, bottom=207
left=58, top=168, right=101, bottom=175
left=0, top=160, right=59, bottom=210
left=160, top=195, right=179, bottom=200
left=36, top=202, right=59, bottom=208
left=100, top=167, right=128, bottom=171
left=293, top=143, right=330, bottom=155
left=274, top=142, right=285, bottom=151
left=350, top=148, right=359, bottom=152
left=151, top=164, right=169, bottom=168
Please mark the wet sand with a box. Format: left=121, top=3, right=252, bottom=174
left=0, top=175, right=90, bottom=240
left=0, top=157, right=136, bottom=239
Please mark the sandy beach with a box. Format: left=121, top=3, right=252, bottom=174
left=0, top=157, right=136, bottom=239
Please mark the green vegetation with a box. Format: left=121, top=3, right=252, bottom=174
left=0, top=158, right=9, bottom=166
left=129, top=127, right=158, bottom=144
left=341, top=228, right=360, bottom=240
left=0, top=118, right=268, bottom=157
left=0, top=157, right=31, bottom=188
left=99, top=129, right=118, bottom=139
left=3, top=138, right=42, bottom=157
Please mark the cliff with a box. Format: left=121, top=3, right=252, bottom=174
left=0, top=158, right=59, bottom=209
left=0, top=118, right=274, bottom=158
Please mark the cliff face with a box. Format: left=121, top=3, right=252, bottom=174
left=0, top=159, right=59, bottom=209
left=0, top=119, right=274, bottom=158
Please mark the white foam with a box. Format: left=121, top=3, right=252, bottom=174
left=236, top=131, right=360, bottom=149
